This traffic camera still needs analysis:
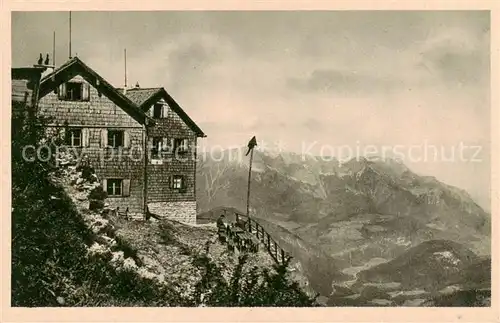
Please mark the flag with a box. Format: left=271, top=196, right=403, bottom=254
left=245, top=136, right=257, bottom=156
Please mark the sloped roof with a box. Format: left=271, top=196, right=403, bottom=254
left=118, top=87, right=206, bottom=138
left=12, top=67, right=45, bottom=108
left=120, top=88, right=163, bottom=106
left=39, top=57, right=154, bottom=125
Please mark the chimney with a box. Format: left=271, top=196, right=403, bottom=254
left=35, top=53, right=55, bottom=79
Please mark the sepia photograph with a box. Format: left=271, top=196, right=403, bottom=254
left=10, top=9, right=492, bottom=310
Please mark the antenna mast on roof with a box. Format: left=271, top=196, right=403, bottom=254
left=69, top=11, right=72, bottom=59
left=124, top=48, right=128, bottom=95
left=53, top=31, right=56, bottom=67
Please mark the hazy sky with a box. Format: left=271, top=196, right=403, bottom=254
left=11, top=11, right=491, bottom=208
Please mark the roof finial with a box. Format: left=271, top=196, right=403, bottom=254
left=38, top=53, right=43, bottom=65
left=44, top=53, right=50, bottom=65
left=135, top=81, right=140, bottom=88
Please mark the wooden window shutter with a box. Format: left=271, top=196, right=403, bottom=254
left=82, top=128, right=90, bottom=147
left=122, top=179, right=131, bottom=197
left=169, top=175, right=173, bottom=189
left=80, top=83, right=85, bottom=101
left=86, top=83, right=91, bottom=100
left=101, top=179, right=107, bottom=191
left=170, top=138, right=175, bottom=151
left=100, top=129, right=108, bottom=147
left=181, top=175, right=187, bottom=189
left=82, top=83, right=90, bottom=101
left=148, top=137, right=153, bottom=151
left=161, top=105, right=168, bottom=118
left=123, top=131, right=130, bottom=148
left=148, top=106, right=154, bottom=117
left=58, top=83, right=67, bottom=99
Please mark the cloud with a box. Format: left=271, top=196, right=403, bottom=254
left=416, top=27, right=490, bottom=88
left=287, top=68, right=404, bottom=96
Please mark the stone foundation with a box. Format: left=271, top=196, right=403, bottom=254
left=148, top=201, right=197, bottom=225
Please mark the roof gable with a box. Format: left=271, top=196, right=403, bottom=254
left=124, top=87, right=206, bottom=137
left=38, top=57, right=154, bottom=125
left=120, top=88, right=163, bottom=107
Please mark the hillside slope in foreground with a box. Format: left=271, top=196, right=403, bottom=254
left=12, top=151, right=317, bottom=306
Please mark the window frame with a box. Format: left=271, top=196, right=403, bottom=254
left=106, top=179, right=123, bottom=197
left=174, top=138, right=189, bottom=154
left=66, top=82, right=83, bottom=101
left=171, top=175, right=185, bottom=190
left=59, top=81, right=90, bottom=102
left=107, top=129, right=124, bottom=148
left=151, top=137, right=163, bottom=159
left=153, top=103, right=163, bottom=119
left=65, top=128, right=82, bottom=147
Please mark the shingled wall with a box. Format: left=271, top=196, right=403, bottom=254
left=146, top=98, right=198, bottom=224
left=37, top=75, right=200, bottom=223
left=38, top=75, right=145, bottom=214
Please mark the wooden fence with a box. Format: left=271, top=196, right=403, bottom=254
left=231, top=211, right=292, bottom=265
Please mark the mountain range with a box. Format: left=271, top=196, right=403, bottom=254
left=196, top=148, right=491, bottom=305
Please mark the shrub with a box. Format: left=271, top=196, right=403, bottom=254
left=191, top=250, right=318, bottom=306
left=77, top=164, right=96, bottom=183
left=11, top=111, right=319, bottom=307
left=11, top=113, right=181, bottom=307
left=88, top=186, right=107, bottom=211
left=89, top=186, right=107, bottom=201
left=89, top=200, right=104, bottom=211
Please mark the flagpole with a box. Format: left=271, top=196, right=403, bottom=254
left=246, top=147, right=254, bottom=218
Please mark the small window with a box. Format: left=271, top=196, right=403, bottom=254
left=151, top=137, right=163, bottom=158
left=174, top=138, right=189, bottom=154
left=107, top=130, right=124, bottom=148
left=58, top=81, right=90, bottom=102
left=65, top=128, right=82, bottom=147
left=172, top=175, right=185, bottom=190
left=107, top=179, right=122, bottom=196
left=67, top=82, right=82, bottom=101
left=153, top=104, right=163, bottom=119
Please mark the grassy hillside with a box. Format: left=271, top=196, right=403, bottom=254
left=12, top=163, right=183, bottom=306
left=11, top=117, right=317, bottom=306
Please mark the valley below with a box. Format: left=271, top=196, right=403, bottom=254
left=196, top=149, right=492, bottom=306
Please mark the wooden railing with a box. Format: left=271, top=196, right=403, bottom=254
left=114, top=207, right=130, bottom=220
left=230, top=211, right=292, bottom=265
